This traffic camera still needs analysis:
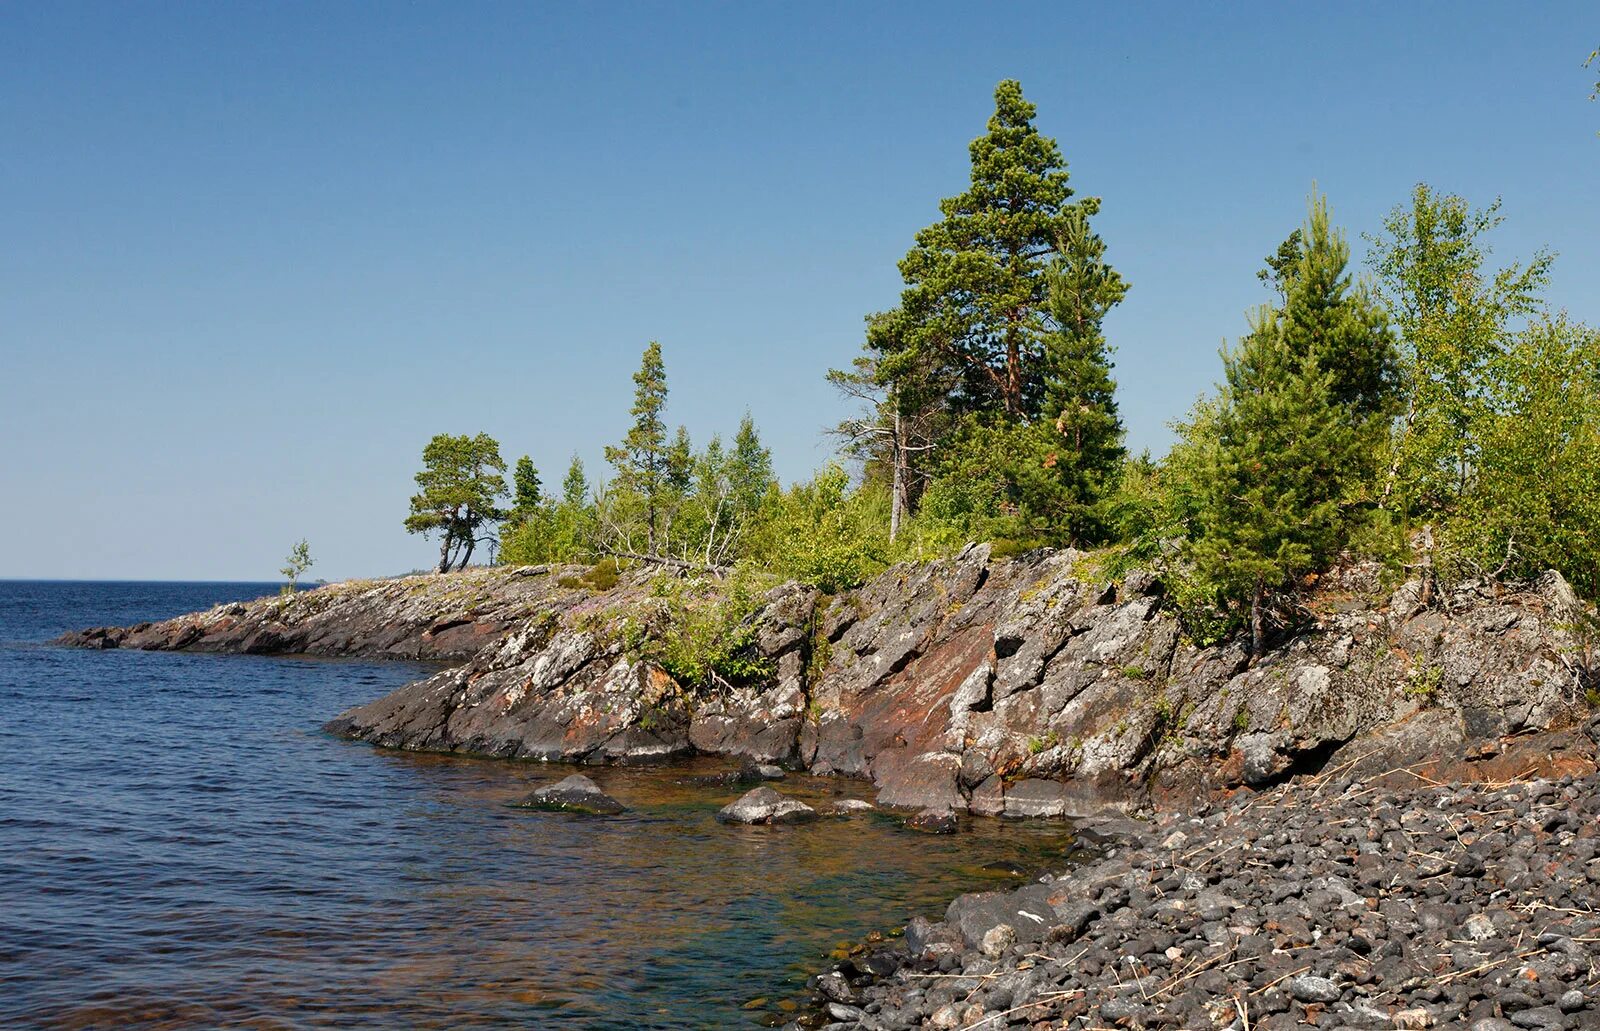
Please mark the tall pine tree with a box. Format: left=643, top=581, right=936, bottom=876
left=881, top=79, right=1087, bottom=421
left=847, top=79, right=1126, bottom=545
left=1177, top=193, right=1392, bottom=655
left=604, top=342, right=670, bottom=553
left=1185, top=311, right=1356, bottom=657
left=1041, top=201, right=1129, bottom=536
left=511, top=456, right=543, bottom=523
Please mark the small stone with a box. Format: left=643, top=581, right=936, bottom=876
left=1508, top=1006, right=1564, bottom=1030
left=1393, top=1007, right=1433, bottom=1029
left=816, top=971, right=854, bottom=1004
left=1558, top=989, right=1586, bottom=1013
left=1454, top=852, right=1488, bottom=878
left=1463, top=913, right=1497, bottom=941
left=979, top=923, right=1016, bottom=958
left=929, top=1002, right=962, bottom=1030
left=1100, top=997, right=1148, bottom=1022
left=826, top=1002, right=865, bottom=1021
left=1286, top=974, right=1341, bottom=1003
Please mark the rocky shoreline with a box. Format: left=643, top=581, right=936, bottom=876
left=62, top=547, right=1600, bottom=815
left=807, top=756, right=1600, bottom=1031
left=57, top=550, right=1600, bottom=1027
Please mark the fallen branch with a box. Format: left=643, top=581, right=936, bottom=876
left=601, top=548, right=731, bottom=577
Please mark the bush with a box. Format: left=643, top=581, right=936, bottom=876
left=623, top=571, right=777, bottom=690
left=739, top=465, right=895, bottom=593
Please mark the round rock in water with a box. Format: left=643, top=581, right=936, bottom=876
left=715, top=786, right=817, bottom=825
left=907, top=806, right=958, bottom=834
left=515, top=773, right=626, bottom=815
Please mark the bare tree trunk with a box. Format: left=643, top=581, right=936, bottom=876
left=1418, top=523, right=1435, bottom=606
left=602, top=548, right=729, bottom=576
left=437, top=531, right=452, bottom=574
left=889, top=407, right=905, bottom=544
left=1250, top=579, right=1265, bottom=662
left=457, top=534, right=476, bottom=571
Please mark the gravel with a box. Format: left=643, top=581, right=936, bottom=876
left=796, top=771, right=1600, bottom=1030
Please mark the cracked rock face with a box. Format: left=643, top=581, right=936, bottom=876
left=63, top=550, right=1600, bottom=811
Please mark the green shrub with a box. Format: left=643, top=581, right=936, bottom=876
left=559, top=557, right=621, bottom=592
left=625, top=571, right=777, bottom=691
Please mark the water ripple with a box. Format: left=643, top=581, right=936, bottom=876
left=0, top=581, right=1076, bottom=1028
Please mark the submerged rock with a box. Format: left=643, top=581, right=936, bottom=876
left=715, top=786, right=816, bottom=825
left=906, top=806, right=957, bottom=834
left=515, top=774, right=625, bottom=815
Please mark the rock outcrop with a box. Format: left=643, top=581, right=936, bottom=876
left=55, top=565, right=607, bottom=662
left=63, top=546, right=1600, bottom=813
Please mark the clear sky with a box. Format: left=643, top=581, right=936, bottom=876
left=4, top=2, right=1596, bottom=581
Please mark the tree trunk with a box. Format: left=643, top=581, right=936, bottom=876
left=889, top=407, right=905, bottom=544
left=457, top=534, right=476, bottom=571
left=1250, top=578, right=1265, bottom=662
left=1005, top=334, right=1022, bottom=418
left=437, top=531, right=452, bottom=574
left=1418, top=523, right=1435, bottom=606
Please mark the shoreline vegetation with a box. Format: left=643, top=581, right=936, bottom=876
left=406, top=80, right=1599, bottom=656
left=59, top=78, right=1600, bottom=1029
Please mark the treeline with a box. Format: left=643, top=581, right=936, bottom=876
left=404, top=79, right=1600, bottom=655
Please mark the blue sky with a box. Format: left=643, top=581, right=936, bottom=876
left=4, top=2, right=1597, bottom=580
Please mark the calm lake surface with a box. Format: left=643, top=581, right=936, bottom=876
left=0, top=581, right=1077, bottom=1029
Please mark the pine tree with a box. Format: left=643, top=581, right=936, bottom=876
left=727, top=414, right=773, bottom=520
left=404, top=432, right=509, bottom=573
left=1041, top=201, right=1129, bottom=536
left=511, top=456, right=543, bottom=522
left=604, top=342, right=670, bottom=553
left=883, top=79, right=1090, bottom=421
left=1176, top=195, right=1390, bottom=655
left=666, top=426, right=694, bottom=496
left=847, top=80, right=1125, bottom=544
left=1274, top=192, right=1398, bottom=426
left=561, top=455, right=589, bottom=508
left=1185, top=310, right=1357, bottom=657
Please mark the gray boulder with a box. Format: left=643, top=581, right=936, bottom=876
left=945, top=883, right=1058, bottom=947
left=715, top=786, right=817, bottom=825
left=515, top=773, right=625, bottom=815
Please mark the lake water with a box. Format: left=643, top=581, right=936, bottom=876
left=0, top=580, right=1077, bottom=1029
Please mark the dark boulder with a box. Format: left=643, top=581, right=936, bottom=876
left=945, top=883, right=1058, bottom=947
left=515, top=773, right=625, bottom=815
left=906, top=806, right=957, bottom=834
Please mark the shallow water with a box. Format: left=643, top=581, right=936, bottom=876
left=0, top=581, right=1077, bottom=1029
